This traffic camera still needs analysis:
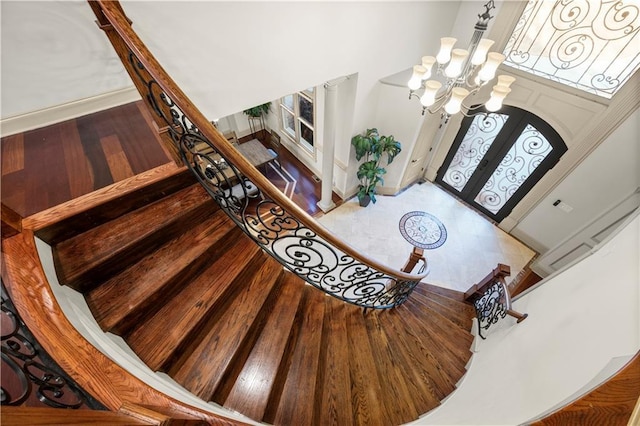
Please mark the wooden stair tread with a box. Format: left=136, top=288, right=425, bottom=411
left=86, top=210, right=238, bottom=334
left=379, top=312, right=449, bottom=412
left=315, top=300, right=354, bottom=426
left=54, top=184, right=214, bottom=291
left=125, top=231, right=265, bottom=371
left=36, top=169, right=197, bottom=246
left=222, top=272, right=304, bottom=420
left=363, top=311, right=421, bottom=423
left=345, top=307, right=394, bottom=425
left=270, top=286, right=325, bottom=426
left=417, top=284, right=475, bottom=315
left=382, top=306, right=458, bottom=401
left=408, top=295, right=475, bottom=347
left=171, top=253, right=283, bottom=400
left=418, top=283, right=468, bottom=301
left=402, top=299, right=472, bottom=376
left=414, top=286, right=475, bottom=329
left=366, top=311, right=442, bottom=412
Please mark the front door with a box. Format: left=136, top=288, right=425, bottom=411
left=436, top=106, right=567, bottom=222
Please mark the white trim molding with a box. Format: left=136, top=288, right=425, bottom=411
left=1, top=87, right=141, bottom=137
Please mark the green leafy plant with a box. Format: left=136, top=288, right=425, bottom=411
left=243, top=102, right=272, bottom=140
left=351, top=128, right=402, bottom=206
left=243, top=102, right=271, bottom=118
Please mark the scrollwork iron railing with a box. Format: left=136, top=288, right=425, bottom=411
left=94, top=0, right=428, bottom=309
left=473, top=281, right=508, bottom=339
left=468, top=264, right=528, bottom=339
left=1, top=283, right=105, bottom=409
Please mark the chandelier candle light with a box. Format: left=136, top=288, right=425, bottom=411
left=408, top=0, right=515, bottom=121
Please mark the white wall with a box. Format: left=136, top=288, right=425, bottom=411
left=418, top=212, right=640, bottom=425
left=0, top=1, right=134, bottom=118
left=513, top=108, right=640, bottom=252
left=119, top=1, right=460, bottom=126
left=117, top=1, right=460, bottom=196
left=371, top=82, right=425, bottom=195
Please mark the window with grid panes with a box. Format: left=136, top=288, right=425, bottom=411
left=280, top=88, right=315, bottom=152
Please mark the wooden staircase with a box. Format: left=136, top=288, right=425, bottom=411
left=47, top=171, right=476, bottom=426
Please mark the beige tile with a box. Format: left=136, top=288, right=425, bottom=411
left=318, top=182, right=536, bottom=293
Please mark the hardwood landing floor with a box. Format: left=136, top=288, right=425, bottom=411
left=1, top=101, right=338, bottom=219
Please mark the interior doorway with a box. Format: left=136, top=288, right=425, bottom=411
left=436, top=106, right=567, bottom=223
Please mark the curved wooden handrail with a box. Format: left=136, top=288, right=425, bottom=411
left=1, top=230, right=247, bottom=425
left=90, top=0, right=427, bottom=309
left=94, top=0, right=424, bottom=283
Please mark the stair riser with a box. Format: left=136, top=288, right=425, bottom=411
left=222, top=272, right=304, bottom=421
left=54, top=197, right=217, bottom=294
left=169, top=253, right=284, bottom=400
left=210, top=274, right=286, bottom=404
left=108, top=226, right=244, bottom=336
left=156, top=247, right=267, bottom=373
left=36, top=170, right=197, bottom=245
left=261, top=286, right=313, bottom=424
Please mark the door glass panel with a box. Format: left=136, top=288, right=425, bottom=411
left=474, top=123, right=553, bottom=213
left=442, top=113, right=508, bottom=192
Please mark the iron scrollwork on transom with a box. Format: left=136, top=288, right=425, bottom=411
left=127, top=50, right=422, bottom=309
left=503, top=0, right=640, bottom=98
left=1, top=282, right=105, bottom=409
left=473, top=281, right=508, bottom=339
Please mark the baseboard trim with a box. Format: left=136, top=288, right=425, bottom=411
left=1, top=87, right=141, bottom=137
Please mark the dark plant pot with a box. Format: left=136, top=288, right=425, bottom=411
left=358, top=195, right=371, bottom=207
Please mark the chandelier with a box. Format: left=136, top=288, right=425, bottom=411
left=408, top=0, right=515, bottom=120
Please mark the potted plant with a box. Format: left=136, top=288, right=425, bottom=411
left=243, top=102, right=271, bottom=140
left=351, top=128, right=402, bottom=207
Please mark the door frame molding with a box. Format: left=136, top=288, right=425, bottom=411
left=435, top=106, right=567, bottom=223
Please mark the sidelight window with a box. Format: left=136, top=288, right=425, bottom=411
left=279, top=89, right=315, bottom=152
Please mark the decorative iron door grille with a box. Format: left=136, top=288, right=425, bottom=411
left=436, top=106, right=567, bottom=222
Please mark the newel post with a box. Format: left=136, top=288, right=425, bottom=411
left=466, top=263, right=528, bottom=339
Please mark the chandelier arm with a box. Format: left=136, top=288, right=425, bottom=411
left=459, top=103, right=489, bottom=118
left=463, top=68, right=482, bottom=89
left=407, top=1, right=510, bottom=118
left=464, top=102, right=485, bottom=112
left=424, top=92, right=452, bottom=114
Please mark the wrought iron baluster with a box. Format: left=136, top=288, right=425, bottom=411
left=473, top=281, right=508, bottom=339
left=1, top=282, right=105, bottom=409
left=123, top=46, right=422, bottom=310
left=472, top=278, right=528, bottom=339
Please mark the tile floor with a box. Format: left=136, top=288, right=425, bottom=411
left=317, top=181, right=536, bottom=292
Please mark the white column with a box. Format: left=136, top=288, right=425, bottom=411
left=317, top=80, right=340, bottom=213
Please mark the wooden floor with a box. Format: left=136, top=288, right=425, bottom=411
left=1, top=101, right=340, bottom=219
